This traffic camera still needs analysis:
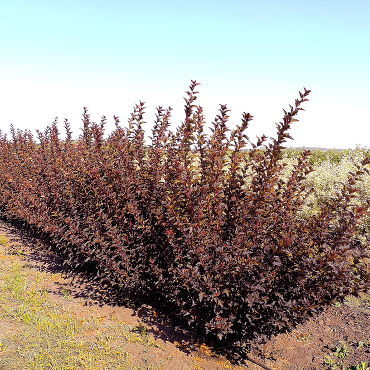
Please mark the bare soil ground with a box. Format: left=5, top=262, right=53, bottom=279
left=1, top=218, right=370, bottom=369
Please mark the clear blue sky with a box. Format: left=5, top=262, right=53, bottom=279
left=1, top=0, right=369, bottom=149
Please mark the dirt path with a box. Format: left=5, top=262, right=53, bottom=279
left=1, top=218, right=370, bottom=369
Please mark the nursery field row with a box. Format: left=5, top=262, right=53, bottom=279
left=1, top=82, right=370, bottom=349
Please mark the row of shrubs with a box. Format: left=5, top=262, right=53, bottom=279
left=0, top=81, right=370, bottom=348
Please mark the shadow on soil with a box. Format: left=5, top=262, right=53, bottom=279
left=2, top=215, right=370, bottom=370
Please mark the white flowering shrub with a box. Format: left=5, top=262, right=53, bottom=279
left=275, top=147, right=370, bottom=246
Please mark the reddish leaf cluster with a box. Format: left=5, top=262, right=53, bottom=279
left=1, top=81, right=370, bottom=347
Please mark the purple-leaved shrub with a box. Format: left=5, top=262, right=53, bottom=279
left=0, top=80, right=369, bottom=348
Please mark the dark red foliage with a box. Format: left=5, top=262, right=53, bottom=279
left=1, top=81, right=370, bottom=348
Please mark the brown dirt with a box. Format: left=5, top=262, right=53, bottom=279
left=1, top=218, right=370, bottom=370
